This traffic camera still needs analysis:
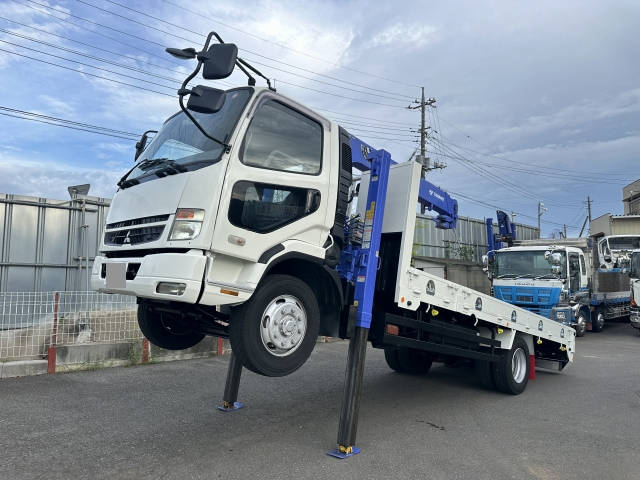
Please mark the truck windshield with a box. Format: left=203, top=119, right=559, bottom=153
left=120, top=88, right=252, bottom=188
left=606, top=236, right=640, bottom=251
left=632, top=252, right=640, bottom=278
left=493, top=250, right=566, bottom=279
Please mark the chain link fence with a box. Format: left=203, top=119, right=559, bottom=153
left=0, top=291, right=138, bottom=362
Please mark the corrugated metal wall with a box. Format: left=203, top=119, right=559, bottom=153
left=413, top=214, right=539, bottom=263
left=0, top=194, right=110, bottom=293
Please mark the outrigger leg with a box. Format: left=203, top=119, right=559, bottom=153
left=328, top=326, right=368, bottom=458
left=328, top=149, right=391, bottom=458
left=217, top=351, right=244, bottom=412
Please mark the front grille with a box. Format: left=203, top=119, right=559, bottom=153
left=517, top=295, right=534, bottom=302
left=104, top=225, right=164, bottom=245
left=106, top=214, right=169, bottom=230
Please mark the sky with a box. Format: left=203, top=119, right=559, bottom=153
left=0, top=0, right=638, bottom=237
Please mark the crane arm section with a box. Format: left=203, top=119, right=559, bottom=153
left=349, top=135, right=458, bottom=230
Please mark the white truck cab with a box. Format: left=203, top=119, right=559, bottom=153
left=630, top=250, right=640, bottom=331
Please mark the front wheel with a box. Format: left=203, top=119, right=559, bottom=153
left=492, top=335, right=530, bottom=395
left=575, top=310, right=587, bottom=337
left=229, top=274, right=320, bottom=377
left=592, top=308, right=605, bottom=332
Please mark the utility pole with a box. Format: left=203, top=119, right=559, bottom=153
left=537, top=202, right=547, bottom=237
left=408, top=87, right=442, bottom=173
left=511, top=211, right=517, bottom=223
left=563, top=224, right=567, bottom=238
left=587, top=196, right=592, bottom=234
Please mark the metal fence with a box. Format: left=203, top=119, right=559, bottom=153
left=0, top=291, right=137, bottom=361
left=413, top=214, right=539, bottom=263
left=0, top=193, right=110, bottom=293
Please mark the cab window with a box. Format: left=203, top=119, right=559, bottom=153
left=240, top=100, right=322, bottom=175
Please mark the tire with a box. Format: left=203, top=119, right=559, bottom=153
left=137, top=304, right=205, bottom=350
left=492, top=335, right=530, bottom=395
left=475, top=359, right=496, bottom=390
left=383, top=346, right=432, bottom=374
left=592, top=308, right=605, bottom=333
left=575, top=310, right=587, bottom=337
left=229, top=274, right=320, bottom=377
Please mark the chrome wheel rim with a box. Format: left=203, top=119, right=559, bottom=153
left=577, top=314, right=586, bottom=334
left=596, top=312, right=605, bottom=329
left=511, top=347, right=527, bottom=384
left=260, top=295, right=307, bottom=357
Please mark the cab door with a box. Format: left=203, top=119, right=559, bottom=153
left=211, top=94, right=333, bottom=263
left=568, top=253, right=581, bottom=293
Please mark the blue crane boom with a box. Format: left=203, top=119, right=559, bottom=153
left=349, top=135, right=458, bottom=230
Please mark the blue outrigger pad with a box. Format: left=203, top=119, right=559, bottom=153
left=216, top=401, right=243, bottom=412
left=327, top=447, right=360, bottom=459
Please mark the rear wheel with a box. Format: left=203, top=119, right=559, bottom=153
left=229, top=274, right=320, bottom=377
left=575, top=310, right=587, bottom=337
left=383, top=346, right=432, bottom=374
left=492, top=335, right=530, bottom=395
left=592, top=308, right=605, bottom=332
left=137, top=303, right=205, bottom=350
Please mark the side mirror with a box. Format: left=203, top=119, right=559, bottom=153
left=186, top=86, right=226, bottom=114
left=134, top=130, right=157, bottom=161
left=200, top=43, right=238, bottom=80
left=550, top=252, right=563, bottom=266
left=482, top=254, right=489, bottom=268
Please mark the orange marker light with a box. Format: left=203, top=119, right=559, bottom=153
left=220, top=288, right=239, bottom=296
left=386, top=324, right=399, bottom=336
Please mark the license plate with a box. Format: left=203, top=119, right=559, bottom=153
left=105, top=263, right=126, bottom=288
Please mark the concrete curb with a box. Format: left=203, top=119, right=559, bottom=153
left=0, top=360, right=48, bottom=379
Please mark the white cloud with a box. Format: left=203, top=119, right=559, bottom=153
left=369, top=23, right=438, bottom=48
left=0, top=155, right=121, bottom=200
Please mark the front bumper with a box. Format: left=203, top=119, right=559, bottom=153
left=91, top=250, right=206, bottom=304
left=631, top=308, right=640, bottom=330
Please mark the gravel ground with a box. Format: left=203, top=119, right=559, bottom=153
left=1, top=322, right=639, bottom=480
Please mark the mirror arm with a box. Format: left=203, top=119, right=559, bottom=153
left=237, top=57, right=274, bottom=90
left=176, top=35, right=231, bottom=153
left=235, top=60, right=256, bottom=86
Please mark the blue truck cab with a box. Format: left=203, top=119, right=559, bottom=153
left=488, top=245, right=590, bottom=336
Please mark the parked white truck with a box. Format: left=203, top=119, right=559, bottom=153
left=91, top=33, right=576, bottom=456
left=487, top=235, right=639, bottom=336
left=631, top=250, right=640, bottom=331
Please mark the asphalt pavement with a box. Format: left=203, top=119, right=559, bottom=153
left=1, top=323, right=639, bottom=480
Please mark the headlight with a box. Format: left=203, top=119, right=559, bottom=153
left=556, top=311, right=567, bottom=320
left=169, top=208, right=204, bottom=241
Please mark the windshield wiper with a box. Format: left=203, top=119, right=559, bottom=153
left=514, top=274, right=535, bottom=279
left=535, top=273, right=560, bottom=279
left=153, top=163, right=188, bottom=177
left=496, top=274, right=517, bottom=279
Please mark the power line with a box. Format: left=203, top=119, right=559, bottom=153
left=0, top=46, right=175, bottom=97
left=0, top=106, right=139, bottom=137
left=72, top=0, right=416, bottom=106
left=0, top=111, right=138, bottom=140
left=158, top=0, right=419, bottom=90
left=273, top=79, right=406, bottom=109
left=0, top=39, right=179, bottom=91
left=436, top=114, right=631, bottom=179
left=12, top=0, right=177, bottom=67
left=0, top=15, right=192, bottom=78
left=312, top=107, right=413, bottom=126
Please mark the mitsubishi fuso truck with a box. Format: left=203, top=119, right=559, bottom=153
left=486, top=236, right=638, bottom=336
left=91, top=33, right=575, bottom=456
